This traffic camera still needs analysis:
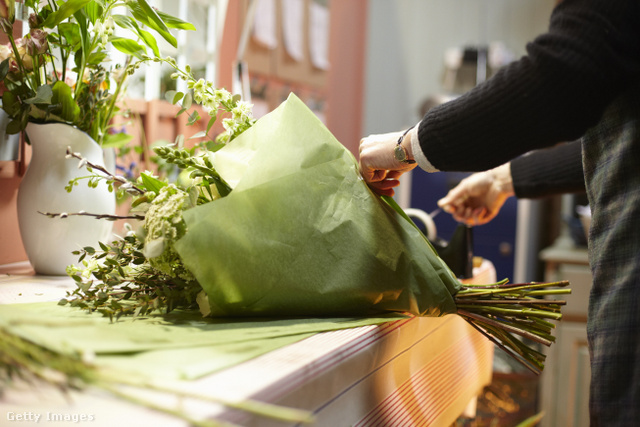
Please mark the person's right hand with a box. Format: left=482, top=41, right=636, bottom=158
left=437, top=163, right=515, bottom=226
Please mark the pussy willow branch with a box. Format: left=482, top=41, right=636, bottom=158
left=39, top=211, right=145, bottom=221
left=65, top=147, right=145, bottom=195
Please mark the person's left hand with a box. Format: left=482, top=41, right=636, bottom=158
left=359, top=131, right=417, bottom=196
left=437, top=163, right=514, bottom=226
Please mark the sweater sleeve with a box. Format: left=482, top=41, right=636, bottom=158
left=416, top=0, right=640, bottom=173
left=511, top=140, right=585, bottom=199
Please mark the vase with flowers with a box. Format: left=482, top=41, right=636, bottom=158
left=0, top=0, right=194, bottom=274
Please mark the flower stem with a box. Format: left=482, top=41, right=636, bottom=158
left=7, top=34, right=38, bottom=93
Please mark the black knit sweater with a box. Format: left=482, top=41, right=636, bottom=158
left=510, top=140, right=584, bottom=198
left=417, top=0, right=640, bottom=198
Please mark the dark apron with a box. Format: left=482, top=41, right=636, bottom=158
left=582, top=83, right=640, bottom=426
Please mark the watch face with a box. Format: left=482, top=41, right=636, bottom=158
left=394, top=144, right=407, bottom=162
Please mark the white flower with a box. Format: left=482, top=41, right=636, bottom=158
left=214, top=89, right=232, bottom=104
left=105, top=17, right=115, bottom=35
left=203, top=96, right=218, bottom=111
left=93, top=17, right=114, bottom=49
left=222, top=117, right=237, bottom=133
left=193, top=78, right=206, bottom=96
left=0, top=43, right=11, bottom=62
left=232, top=101, right=253, bottom=122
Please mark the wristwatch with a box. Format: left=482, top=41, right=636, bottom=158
left=394, top=126, right=416, bottom=164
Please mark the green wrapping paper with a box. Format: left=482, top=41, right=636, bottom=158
left=174, top=94, right=461, bottom=317
left=0, top=302, right=405, bottom=380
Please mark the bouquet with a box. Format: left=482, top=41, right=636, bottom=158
left=47, top=81, right=569, bottom=375
left=0, top=0, right=194, bottom=147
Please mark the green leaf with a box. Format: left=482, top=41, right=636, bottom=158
left=43, top=0, right=92, bottom=28
left=514, top=411, right=546, bottom=427
left=6, top=118, right=25, bottom=135
left=137, top=28, right=160, bottom=58
left=156, top=10, right=196, bottom=31
left=85, top=1, right=104, bottom=24
left=27, top=104, right=49, bottom=121
left=140, top=172, right=167, bottom=193
left=0, top=58, right=9, bottom=81
left=182, top=92, right=193, bottom=110
left=206, top=141, right=226, bottom=152
left=57, top=22, right=82, bottom=47
left=2, top=91, right=20, bottom=116
left=165, top=90, right=184, bottom=105
left=113, top=15, right=159, bottom=57
left=127, top=0, right=177, bottom=48
left=112, top=14, right=138, bottom=32
left=110, top=37, right=146, bottom=59
left=86, top=50, right=108, bottom=65
left=187, top=110, right=200, bottom=126
left=24, top=85, right=54, bottom=105
left=189, top=131, right=207, bottom=140
left=206, top=113, right=217, bottom=133
left=51, top=81, right=81, bottom=123
left=102, top=132, right=133, bottom=149
left=73, top=8, right=90, bottom=68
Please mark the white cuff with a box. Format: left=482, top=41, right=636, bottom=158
left=409, top=122, right=439, bottom=172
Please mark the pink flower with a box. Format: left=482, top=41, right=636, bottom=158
left=28, top=12, right=43, bottom=29
left=27, top=29, right=48, bottom=55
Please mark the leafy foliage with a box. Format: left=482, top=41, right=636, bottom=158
left=0, top=0, right=195, bottom=146
left=63, top=234, right=203, bottom=320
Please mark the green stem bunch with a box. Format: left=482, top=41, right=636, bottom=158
left=455, top=280, right=571, bottom=374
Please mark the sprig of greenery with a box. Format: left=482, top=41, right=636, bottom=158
left=153, top=144, right=232, bottom=198
left=126, top=54, right=256, bottom=144
left=62, top=233, right=203, bottom=320
left=1, top=325, right=315, bottom=426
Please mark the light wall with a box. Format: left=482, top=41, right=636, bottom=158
left=362, top=0, right=557, bottom=135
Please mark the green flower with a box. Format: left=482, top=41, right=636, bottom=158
left=143, top=185, right=194, bottom=281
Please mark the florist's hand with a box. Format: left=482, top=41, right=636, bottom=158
left=359, top=131, right=417, bottom=197
left=438, top=163, right=515, bottom=226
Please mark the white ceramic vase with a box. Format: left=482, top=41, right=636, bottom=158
left=17, top=123, right=116, bottom=275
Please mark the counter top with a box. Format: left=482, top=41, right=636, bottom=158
left=0, top=261, right=495, bottom=427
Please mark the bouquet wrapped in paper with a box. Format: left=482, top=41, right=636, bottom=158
left=58, top=93, right=568, bottom=374
left=175, top=94, right=459, bottom=318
